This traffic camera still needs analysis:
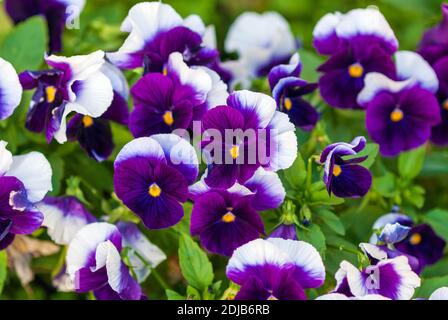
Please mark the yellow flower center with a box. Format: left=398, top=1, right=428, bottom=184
left=333, top=165, right=342, bottom=177
left=163, top=111, right=174, bottom=126
left=348, top=63, right=364, bottom=78
left=230, top=145, right=240, bottom=159
left=148, top=183, right=162, bottom=197
left=162, top=66, right=168, bottom=76
left=409, top=233, right=422, bottom=245
left=443, top=99, right=448, bottom=111
left=222, top=211, right=236, bottom=223
left=82, top=115, right=94, bottom=128
left=45, top=86, right=57, bottom=103
left=390, top=108, right=404, bottom=122
left=284, top=98, right=293, bottom=111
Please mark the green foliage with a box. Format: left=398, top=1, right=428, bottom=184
left=178, top=234, right=214, bottom=293
left=0, top=251, right=7, bottom=295
left=398, top=146, right=426, bottom=181
left=423, top=209, right=448, bottom=242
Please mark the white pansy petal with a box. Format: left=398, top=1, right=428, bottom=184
left=0, top=57, right=22, bottom=120
left=6, top=152, right=52, bottom=203
left=267, top=238, right=325, bottom=288
left=196, top=66, right=229, bottom=109
left=267, top=111, right=297, bottom=171
left=183, top=14, right=206, bottom=35
left=316, top=293, right=350, bottom=300
left=395, top=51, right=439, bottom=93
left=100, top=62, right=129, bottom=99
left=359, top=243, right=388, bottom=261
left=228, top=90, right=276, bottom=128
left=115, top=137, right=165, bottom=167
left=429, top=287, right=448, bottom=300
left=244, top=167, right=285, bottom=211
left=0, top=141, right=13, bottom=176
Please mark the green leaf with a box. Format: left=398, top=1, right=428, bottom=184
left=0, top=251, right=7, bottom=295
left=297, top=223, right=326, bottom=257
left=398, top=146, right=426, bottom=181
left=0, top=16, right=47, bottom=72
left=178, top=233, right=214, bottom=292
left=423, top=208, right=448, bottom=242
left=165, top=289, right=185, bottom=300
left=373, top=172, right=396, bottom=198
left=404, top=185, right=425, bottom=209
left=414, top=276, right=448, bottom=299
left=283, top=152, right=307, bottom=191
left=308, top=181, right=344, bottom=205
left=316, top=209, right=345, bottom=236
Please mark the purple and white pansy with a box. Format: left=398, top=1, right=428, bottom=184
left=358, top=51, right=441, bottom=156
left=313, top=7, right=398, bottom=109
left=268, top=53, right=320, bottom=131
left=0, top=57, right=22, bottom=121
left=226, top=238, right=325, bottom=300
left=36, top=196, right=96, bottom=245
left=129, top=52, right=228, bottom=138
left=66, top=222, right=142, bottom=300
left=114, top=134, right=198, bottom=229
left=67, top=62, right=130, bottom=161
left=223, top=11, right=297, bottom=88
left=201, top=90, right=297, bottom=189
left=116, top=222, right=166, bottom=283
left=20, top=50, right=114, bottom=144
left=332, top=256, right=420, bottom=300
left=320, top=136, right=372, bottom=198
left=5, top=0, right=85, bottom=53
left=0, top=141, right=52, bottom=250
left=107, top=2, right=220, bottom=73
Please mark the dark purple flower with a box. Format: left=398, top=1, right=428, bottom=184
left=226, top=238, right=325, bottom=300
left=114, top=135, right=198, bottom=229
left=19, top=51, right=114, bottom=144
left=0, top=141, right=52, bottom=250
left=320, top=136, right=372, bottom=198
left=201, top=90, right=297, bottom=189
left=395, top=224, right=446, bottom=269
left=129, top=52, right=228, bottom=138
left=67, top=63, right=129, bottom=161
left=5, top=0, right=85, bottom=53
left=418, top=3, right=448, bottom=65
left=359, top=72, right=441, bottom=156
left=66, top=222, right=142, bottom=300
left=269, top=53, right=319, bottom=131
left=431, top=57, right=448, bottom=146
left=190, top=189, right=265, bottom=257
left=332, top=256, right=420, bottom=300
left=0, top=57, right=22, bottom=121
left=36, top=195, right=96, bottom=245
left=317, top=40, right=395, bottom=110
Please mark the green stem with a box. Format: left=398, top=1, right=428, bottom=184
left=134, top=251, right=170, bottom=291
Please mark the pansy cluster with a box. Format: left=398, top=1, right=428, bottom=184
left=1, top=1, right=448, bottom=301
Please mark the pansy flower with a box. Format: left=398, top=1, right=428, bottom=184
left=36, top=196, right=96, bottom=245
left=320, top=136, right=372, bottom=198
left=430, top=57, right=448, bottom=146
left=66, top=222, right=142, bottom=300
left=5, top=0, right=85, bottom=53
left=190, top=168, right=285, bottom=256
left=129, top=52, right=228, bottom=138
left=19, top=50, right=114, bottom=144
left=268, top=53, right=319, bottom=131
left=428, top=287, right=448, bottom=300
left=370, top=211, right=446, bottom=272
left=270, top=224, right=297, bottom=240
left=226, top=238, right=325, bottom=300
left=66, top=62, right=130, bottom=161
left=332, top=256, right=420, bottom=300
left=418, top=3, right=448, bottom=65
left=358, top=52, right=441, bottom=156
left=201, top=90, right=297, bottom=189
left=107, top=2, right=220, bottom=73
left=316, top=293, right=390, bottom=300
left=313, top=7, right=398, bottom=109
left=224, top=11, right=297, bottom=88
left=116, top=221, right=166, bottom=283
left=0, top=141, right=52, bottom=250
left=114, top=134, right=198, bottom=229
left=0, top=58, right=22, bottom=121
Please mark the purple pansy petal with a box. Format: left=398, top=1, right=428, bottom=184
left=270, top=224, right=298, bottom=240
left=0, top=58, right=22, bottom=120
left=268, top=53, right=302, bottom=89
left=418, top=4, right=448, bottom=64
left=267, top=238, right=325, bottom=288
left=244, top=168, right=285, bottom=211
left=114, top=137, right=165, bottom=167
left=378, top=223, right=411, bottom=244
left=271, top=76, right=308, bottom=106
left=37, top=196, right=96, bottom=245
left=330, top=163, right=372, bottom=198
